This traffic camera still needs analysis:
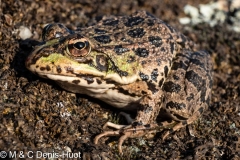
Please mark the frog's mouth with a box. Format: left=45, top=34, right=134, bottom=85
left=26, top=51, right=139, bottom=88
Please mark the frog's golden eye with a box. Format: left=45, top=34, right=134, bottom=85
left=67, top=38, right=91, bottom=57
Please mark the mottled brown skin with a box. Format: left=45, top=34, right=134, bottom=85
left=25, top=11, right=212, bottom=153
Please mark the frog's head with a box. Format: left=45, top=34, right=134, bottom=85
left=25, top=23, right=141, bottom=88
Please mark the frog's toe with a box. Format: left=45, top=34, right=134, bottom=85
left=93, top=129, right=134, bottom=153
left=94, top=130, right=121, bottom=144
left=103, top=121, right=127, bottom=130
left=94, top=128, right=139, bottom=153
left=161, top=121, right=188, bottom=140
left=117, top=130, right=144, bottom=153
left=94, top=122, right=159, bottom=153
left=93, top=121, right=129, bottom=149
left=162, top=110, right=203, bottom=140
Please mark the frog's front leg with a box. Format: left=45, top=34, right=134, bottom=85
left=94, top=93, right=164, bottom=153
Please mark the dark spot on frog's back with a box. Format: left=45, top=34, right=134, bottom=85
left=160, top=47, right=166, bottom=52
left=173, top=75, right=179, bottom=80
left=127, top=28, right=145, bottom=38
left=166, top=101, right=186, bottom=110
left=148, top=36, right=162, bottom=47
left=147, top=82, right=159, bottom=94
left=158, top=78, right=164, bottom=87
left=72, top=80, right=80, bottom=84
left=147, top=19, right=154, bottom=26
left=162, top=81, right=181, bottom=93
left=171, top=61, right=188, bottom=70
left=190, top=57, right=205, bottom=70
left=170, top=42, right=175, bottom=54
left=134, top=48, right=149, bottom=57
left=114, top=45, right=130, bottom=55
left=186, top=70, right=207, bottom=102
left=164, top=66, right=168, bottom=77
left=185, top=70, right=203, bottom=91
left=102, top=19, right=119, bottom=26
left=151, top=68, right=158, bottom=82
left=186, top=93, right=194, bottom=101
left=139, top=72, right=149, bottom=81
left=124, top=16, right=144, bottom=27
left=93, top=35, right=112, bottom=44
left=94, top=28, right=107, bottom=34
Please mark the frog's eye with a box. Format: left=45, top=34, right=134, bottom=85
left=42, top=23, right=72, bottom=41
left=66, top=38, right=91, bottom=57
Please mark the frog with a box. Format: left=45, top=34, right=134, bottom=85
left=25, top=11, right=212, bottom=153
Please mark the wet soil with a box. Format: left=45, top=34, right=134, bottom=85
left=0, top=0, right=240, bottom=159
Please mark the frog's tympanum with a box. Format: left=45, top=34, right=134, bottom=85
left=26, top=11, right=212, bottom=153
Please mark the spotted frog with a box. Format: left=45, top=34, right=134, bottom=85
left=25, top=11, right=212, bottom=153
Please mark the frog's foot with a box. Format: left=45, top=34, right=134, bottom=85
left=162, top=110, right=202, bottom=140
left=94, top=122, right=158, bottom=153
left=162, top=121, right=185, bottom=140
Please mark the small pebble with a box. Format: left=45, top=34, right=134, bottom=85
left=19, top=26, right=33, bottom=40
left=179, top=17, right=191, bottom=25
left=180, top=1, right=240, bottom=32
left=199, top=4, right=215, bottom=21
left=183, top=5, right=199, bottom=18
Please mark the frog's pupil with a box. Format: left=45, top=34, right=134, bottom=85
left=74, top=42, right=85, bottom=50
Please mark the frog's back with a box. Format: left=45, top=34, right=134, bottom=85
left=80, top=11, right=194, bottom=51
left=79, top=11, right=195, bottom=86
